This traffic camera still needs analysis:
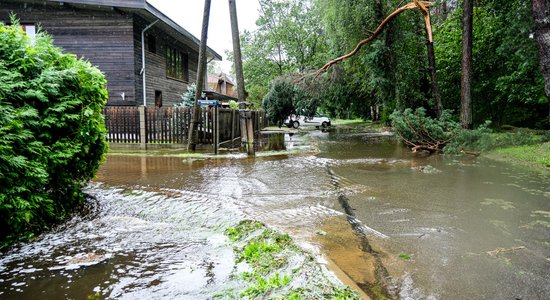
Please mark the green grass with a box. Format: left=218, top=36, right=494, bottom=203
left=240, top=273, right=291, bottom=298
left=225, top=220, right=263, bottom=242
left=331, top=118, right=367, bottom=125
left=399, top=253, right=413, bottom=261
left=223, top=220, right=361, bottom=300
left=489, top=143, right=550, bottom=170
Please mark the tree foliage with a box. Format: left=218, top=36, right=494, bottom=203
left=0, top=20, right=108, bottom=246
left=314, top=0, right=435, bottom=121
left=262, top=75, right=325, bottom=125
left=435, top=0, right=546, bottom=128
left=240, top=0, right=327, bottom=107
left=262, top=79, right=298, bottom=126
left=238, top=0, right=547, bottom=128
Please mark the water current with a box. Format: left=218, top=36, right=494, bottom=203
left=0, top=128, right=548, bottom=299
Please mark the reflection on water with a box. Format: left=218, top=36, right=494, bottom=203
left=1, top=130, right=548, bottom=299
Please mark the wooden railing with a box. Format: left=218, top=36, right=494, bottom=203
left=103, top=106, right=267, bottom=149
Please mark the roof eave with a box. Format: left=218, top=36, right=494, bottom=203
left=143, top=1, right=222, bottom=61
left=46, top=0, right=222, bottom=61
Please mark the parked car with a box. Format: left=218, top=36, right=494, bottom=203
left=285, top=114, right=331, bottom=129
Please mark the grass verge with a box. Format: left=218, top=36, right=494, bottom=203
left=486, top=142, right=550, bottom=171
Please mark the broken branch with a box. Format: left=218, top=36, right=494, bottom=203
left=311, top=1, right=433, bottom=78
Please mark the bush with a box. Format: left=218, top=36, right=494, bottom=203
left=0, top=19, right=108, bottom=247
left=262, top=79, right=296, bottom=126
left=228, top=100, right=239, bottom=110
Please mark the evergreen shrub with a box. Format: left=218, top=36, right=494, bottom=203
left=175, top=83, right=202, bottom=108
left=262, top=79, right=296, bottom=126
left=0, top=19, right=108, bottom=247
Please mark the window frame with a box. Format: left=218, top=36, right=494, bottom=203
left=166, top=46, right=189, bottom=82
left=147, top=34, right=156, bottom=54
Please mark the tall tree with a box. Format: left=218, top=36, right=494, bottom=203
left=532, top=0, right=550, bottom=122
left=188, top=0, right=211, bottom=151
left=229, top=0, right=255, bottom=156
left=460, top=0, right=474, bottom=128
left=229, top=0, right=247, bottom=107
left=240, top=0, right=326, bottom=106
left=435, top=0, right=545, bottom=127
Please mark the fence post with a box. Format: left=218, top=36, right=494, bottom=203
left=240, top=110, right=255, bottom=156
left=214, top=106, right=219, bottom=155
left=231, top=109, right=236, bottom=148
left=246, top=111, right=255, bottom=156
left=240, top=110, right=248, bottom=154
left=139, top=106, right=146, bottom=150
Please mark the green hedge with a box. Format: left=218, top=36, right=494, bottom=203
left=0, top=19, right=108, bottom=247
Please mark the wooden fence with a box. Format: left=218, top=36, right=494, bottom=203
left=145, top=107, right=194, bottom=144
left=103, top=106, right=140, bottom=143
left=103, top=106, right=267, bottom=149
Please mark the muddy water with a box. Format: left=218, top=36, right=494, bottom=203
left=314, top=130, right=550, bottom=299
left=1, top=129, right=548, bottom=299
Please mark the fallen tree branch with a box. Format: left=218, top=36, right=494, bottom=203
left=486, top=246, right=526, bottom=257
left=460, top=149, right=481, bottom=156
left=308, top=1, right=433, bottom=78
left=411, top=145, right=440, bottom=153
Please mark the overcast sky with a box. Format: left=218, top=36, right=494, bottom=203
left=147, top=0, right=261, bottom=73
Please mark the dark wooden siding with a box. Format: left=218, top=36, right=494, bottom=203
left=133, top=15, right=199, bottom=107
left=0, top=1, right=136, bottom=106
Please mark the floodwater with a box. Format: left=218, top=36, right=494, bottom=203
left=1, top=128, right=548, bottom=299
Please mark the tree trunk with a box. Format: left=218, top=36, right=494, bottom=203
left=187, top=0, right=211, bottom=151
left=460, top=0, right=474, bottom=129
left=532, top=0, right=550, bottom=123
left=229, top=0, right=254, bottom=155
left=426, top=32, right=443, bottom=117
left=229, top=0, right=246, bottom=108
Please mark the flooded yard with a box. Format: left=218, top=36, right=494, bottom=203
left=1, top=127, right=548, bottom=299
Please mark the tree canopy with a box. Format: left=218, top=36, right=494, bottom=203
left=234, top=0, right=548, bottom=129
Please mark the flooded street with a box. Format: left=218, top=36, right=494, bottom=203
left=1, top=127, right=548, bottom=299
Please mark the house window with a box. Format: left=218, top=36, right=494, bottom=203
left=166, top=46, right=189, bottom=82
left=147, top=35, right=156, bottom=54
left=155, top=90, right=162, bottom=107
left=21, top=24, right=36, bottom=39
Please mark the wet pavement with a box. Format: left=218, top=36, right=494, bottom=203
left=1, top=127, right=549, bottom=299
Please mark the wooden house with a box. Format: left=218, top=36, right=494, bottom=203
left=207, top=72, right=236, bottom=98
left=1, top=0, right=222, bottom=107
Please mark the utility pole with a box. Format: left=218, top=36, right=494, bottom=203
left=188, top=0, right=211, bottom=151
left=229, top=0, right=254, bottom=155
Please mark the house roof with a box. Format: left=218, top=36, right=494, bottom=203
left=207, top=73, right=235, bottom=85
left=204, top=91, right=238, bottom=101
left=46, top=0, right=222, bottom=60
